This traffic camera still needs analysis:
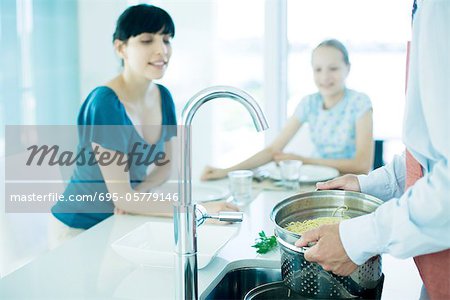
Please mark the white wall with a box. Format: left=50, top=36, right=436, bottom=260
left=78, top=0, right=127, bottom=99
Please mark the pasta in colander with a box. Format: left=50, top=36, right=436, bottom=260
left=284, top=205, right=349, bottom=235
left=284, top=217, right=342, bottom=235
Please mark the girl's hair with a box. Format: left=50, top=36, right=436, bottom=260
left=314, top=39, right=350, bottom=66
left=113, top=4, right=175, bottom=42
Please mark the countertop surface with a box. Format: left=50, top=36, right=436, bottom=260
left=0, top=180, right=423, bottom=299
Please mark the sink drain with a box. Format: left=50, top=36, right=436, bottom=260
left=244, top=281, right=307, bottom=300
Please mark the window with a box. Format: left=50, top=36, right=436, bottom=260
left=150, top=0, right=265, bottom=177
left=287, top=0, right=411, bottom=160
left=1, top=0, right=80, bottom=157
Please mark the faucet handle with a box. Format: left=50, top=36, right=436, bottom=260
left=195, top=204, right=244, bottom=226
left=207, top=211, right=244, bottom=223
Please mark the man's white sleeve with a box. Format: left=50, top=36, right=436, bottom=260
left=357, top=154, right=405, bottom=201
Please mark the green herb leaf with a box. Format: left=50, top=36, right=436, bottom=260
left=251, top=230, right=278, bottom=254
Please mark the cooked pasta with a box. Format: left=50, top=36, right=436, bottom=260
left=284, top=205, right=350, bottom=235
left=284, top=217, right=342, bottom=235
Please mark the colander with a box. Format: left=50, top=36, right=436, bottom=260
left=270, top=190, right=384, bottom=299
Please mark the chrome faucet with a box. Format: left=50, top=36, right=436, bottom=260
left=174, top=86, right=269, bottom=299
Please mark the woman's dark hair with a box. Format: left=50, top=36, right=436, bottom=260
left=314, top=39, right=350, bottom=66
left=113, top=4, right=175, bottom=42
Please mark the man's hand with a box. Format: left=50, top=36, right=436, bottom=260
left=295, top=223, right=358, bottom=276
left=316, top=174, right=361, bottom=192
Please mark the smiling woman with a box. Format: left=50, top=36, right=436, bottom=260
left=49, top=4, right=178, bottom=242
left=112, top=5, right=174, bottom=76
left=49, top=4, right=238, bottom=248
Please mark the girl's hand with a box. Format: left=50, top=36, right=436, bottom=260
left=201, top=165, right=228, bottom=181
left=316, top=174, right=361, bottom=192
left=273, top=152, right=303, bottom=162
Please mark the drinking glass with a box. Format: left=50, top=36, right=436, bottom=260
left=228, top=170, right=253, bottom=206
left=279, top=160, right=303, bottom=190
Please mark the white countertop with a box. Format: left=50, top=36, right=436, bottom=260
left=0, top=182, right=423, bottom=299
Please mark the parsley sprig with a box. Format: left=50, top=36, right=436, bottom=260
left=251, top=231, right=277, bottom=254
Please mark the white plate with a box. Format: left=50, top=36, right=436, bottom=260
left=111, top=221, right=238, bottom=269
left=266, top=163, right=339, bottom=183
left=192, top=183, right=229, bottom=202
left=298, top=165, right=340, bottom=183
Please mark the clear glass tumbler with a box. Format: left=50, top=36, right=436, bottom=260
left=227, top=170, right=253, bottom=206
left=279, top=160, right=303, bottom=190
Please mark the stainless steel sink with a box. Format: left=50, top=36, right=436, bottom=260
left=203, top=267, right=282, bottom=300
left=201, top=262, right=384, bottom=300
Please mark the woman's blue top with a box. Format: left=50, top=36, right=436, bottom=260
left=51, top=84, right=177, bottom=229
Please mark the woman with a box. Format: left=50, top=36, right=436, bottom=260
left=202, top=39, right=374, bottom=180
left=49, top=4, right=236, bottom=246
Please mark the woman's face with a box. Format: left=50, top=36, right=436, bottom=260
left=311, top=46, right=349, bottom=99
left=119, top=31, right=172, bottom=80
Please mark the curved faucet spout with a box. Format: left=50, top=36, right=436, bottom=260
left=175, top=86, right=269, bottom=299
left=182, top=86, right=269, bottom=131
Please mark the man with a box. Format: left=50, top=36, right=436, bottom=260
left=296, top=1, right=450, bottom=299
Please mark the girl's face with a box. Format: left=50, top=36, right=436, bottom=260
left=118, top=31, right=172, bottom=80
left=311, top=46, right=349, bottom=99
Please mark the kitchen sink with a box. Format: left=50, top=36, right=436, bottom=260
left=203, top=266, right=282, bottom=300
left=201, top=261, right=384, bottom=300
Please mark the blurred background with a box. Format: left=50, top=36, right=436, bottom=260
left=1, top=0, right=411, bottom=276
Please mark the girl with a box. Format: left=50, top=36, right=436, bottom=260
left=202, top=39, right=374, bottom=180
